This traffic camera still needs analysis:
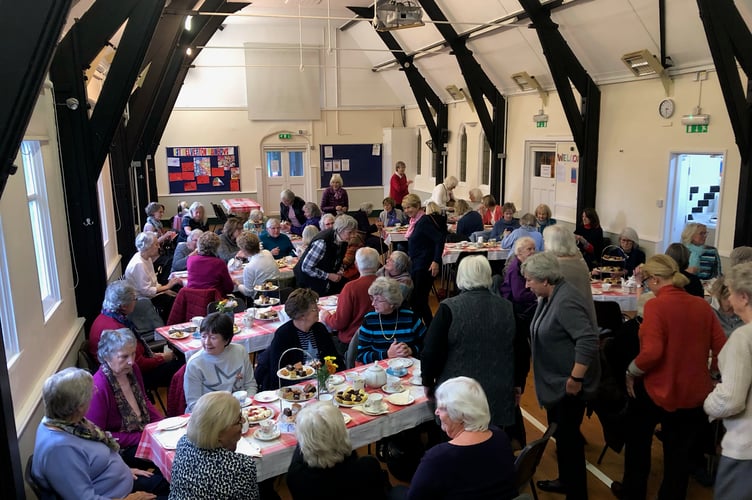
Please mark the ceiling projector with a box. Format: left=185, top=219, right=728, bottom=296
left=374, top=0, right=425, bottom=31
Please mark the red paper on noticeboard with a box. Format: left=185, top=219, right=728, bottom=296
left=196, top=175, right=210, bottom=185
left=230, top=180, right=240, bottom=191
left=211, top=168, right=224, bottom=177
left=181, top=162, right=193, bottom=172
left=182, top=171, right=195, bottom=181
left=183, top=182, right=197, bottom=191
left=169, top=172, right=183, bottom=182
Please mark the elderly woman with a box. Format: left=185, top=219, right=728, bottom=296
left=259, top=217, right=296, bottom=259
left=243, top=208, right=266, bottom=233
left=731, top=246, right=752, bottom=266
left=32, top=368, right=168, bottom=499
left=613, top=255, right=726, bottom=499
left=379, top=197, right=406, bottom=228
left=125, top=232, right=181, bottom=321
left=704, top=263, right=752, bottom=499
left=377, top=250, right=413, bottom=302
left=170, top=391, right=259, bottom=499
left=403, top=194, right=445, bottom=327
left=319, top=213, right=335, bottom=231
left=186, top=232, right=235, bottom=295
left=479, top=195, right=503, bottom=225
left=143, top=202, right=177, bottom=249
left=408, top=377, right=517, bottom=499
left=288, top=402, right=389, bottom=499
left=468, top=187, right=484, bottom=211
left=236, top=231, right=279, bottom=297
left=217, top=217, right=246, bottom=262
left=89, top=281, right=181, bottom=390
left=521, top=252, right=600, bottom=498
left=171, top=229, right=202, bottom=273
left=177, top=201, right=209, bottom=243
left=280, top=189, right=306, bottom=235
left=664, top=242, right=705, bottom=297
left=86, top=329, right=163, bottom=468
left=422, top=256, right=517, bottom=433
left=297, top=225, right=319, bottom=257
left=501, top=213, right=543, bottom=251
left=320, top=173, right=349, bottom=215
left=430, top=175, right=457, bottom=208
left=301, top=201, right=322, bottom=230
left=454, top=199, right=483, bottom=241
left=710, top=276, right=744, bottom=337
left=294, top=214, right=357, bottom=296
left=574, top=207, right=604, bottom=270
left=489, top=202, right=520, bottom=240
left=389, top=160, right=412, bottom=208
left=601, top=227, right=645, bottom=276
left=184, top=313, right=257, bottom=412
left=254, top=288, right=342, bottom=391
left=682, top=222, right=722, bottom=279
left=357, top=277, right=426, bottom=364
left=535, top=203, right=556, bottom=233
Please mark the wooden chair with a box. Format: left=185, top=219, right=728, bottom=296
left=514, top=423, right=557, bottom=500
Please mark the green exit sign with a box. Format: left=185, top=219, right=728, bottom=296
left=278, top=133, right=292, bottom=139
left=536, top=121, right=547, bottom=128
left=685, top=124, right=708, bottom=134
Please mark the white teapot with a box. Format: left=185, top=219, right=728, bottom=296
left=364, top=364, right=387, bottom=389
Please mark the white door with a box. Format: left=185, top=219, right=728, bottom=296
left=263, top=147, right=308, bottom=214
left=525, top=141, right=556, bottom=212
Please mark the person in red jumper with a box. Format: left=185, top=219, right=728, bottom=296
left=389, top=161, right=412, bottom=209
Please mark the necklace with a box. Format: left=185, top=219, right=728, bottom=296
left=378, top=311, right=399, bottom=341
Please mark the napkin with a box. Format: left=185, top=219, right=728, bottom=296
left=236, top=438, right=262, bottom=457
left=388, top=390, right=411, bottom=405
left=154, top=428, right=186, bottom=450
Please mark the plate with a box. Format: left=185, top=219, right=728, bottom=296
left=254, top=283, right=279, bottom=292
left=335, top=388, right=368, bottom=406
left=279, top=385, right=317, bottom=402
left=591, top=290, right=603, bottom=295
left=253, top=390, right=280, bottom=403
left=168, top=329, right=190, bottom=340
left=244, top=405, right=275, bottom=424
left=362, top=405, right=390, bottom=415
left=277, top=365, right=315, bottom=380
left=255, top=310, right=280, bottom=321
left=381, top=384, right=406, bottom=394
left=386, top=392, right=415, bottom=406
left=233, top=325, right=241, bottom=334
left=253, top=428, right=281, bottom=441
left=328, top=374, right=345, bottom=386
left=342, top=412, right=352, bottom=425
left=239, top=398, right=254, bottom=408
left=157, top=416, right=189, bottom=431
left=254, top=297, right=280, bottom=306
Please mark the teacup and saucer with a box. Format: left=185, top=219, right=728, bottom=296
left=255, top=419, right=280, bottom=441
left=364, top=393, right=387, bottom=414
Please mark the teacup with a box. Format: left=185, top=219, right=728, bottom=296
left=347, top=372, right=365, bottom=391
left=191, top=316, right=204, bottom=329
left=477, top=236, right=484, bottom=244
left=259, top=419, right=277, bottom=436
left=602, top=283, right=612, bottom=292
left=233, top=390, right=248, bottom=404
left=387, top=359, right=408, bottom=377
left=241, top=414, right=249, bottom=434
left=242, top=312, right=254, bottom=330
left=386, top=375, right=403, bottom=392
left=319, top=393, right=335, bottom=405
left=365, top=393, right=385, bottom=411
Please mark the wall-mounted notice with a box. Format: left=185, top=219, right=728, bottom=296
left=166, top=146, right=240, bottom=194
left=319, top=144, right=382, bottom=188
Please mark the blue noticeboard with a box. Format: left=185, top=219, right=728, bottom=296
left=319, top=144, right=382, bottom=188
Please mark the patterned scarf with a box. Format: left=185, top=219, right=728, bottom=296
left=100, top=362, right=151, bottom=433
left=147, top=215, right=164, bottom=233
left=101, top=308, right=154, bottom=357
left=43, top=416, right=120, bottom=452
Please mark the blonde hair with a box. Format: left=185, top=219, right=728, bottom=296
left=295, top=402, right=352, bottom=468
left=641, top=254, right=690, bottom=288
left=535, top=204, right=552, bottom=220
left=186, top=391, right=240, bottom=449
left=681, top=222, right=706, bottom=245
left=330, top=174, right=344, bottom=186
left=425, top=201, right=442, bottom=215
left=454, top=199, right=470, bottom=216
left=402, top=194, right=422, bottom=209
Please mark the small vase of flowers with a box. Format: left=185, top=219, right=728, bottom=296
left=314, top=356, right=338, bottom=396
left=215, top=297, right=238, bottom=320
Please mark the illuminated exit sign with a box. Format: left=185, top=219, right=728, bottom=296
left=685, top=124, right=708, bottom=134
left=278, top=133, right=292, bottom=139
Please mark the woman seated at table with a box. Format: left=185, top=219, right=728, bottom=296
left=89, top=280, right=182, bottom=391
left=143, top=201, right=177, bottom=253
left=599, top=227, right=645, bottom=276
left=376, top=250, right=413, bottom=303
left=479, top=195, right=503, bottom=226
left=280, top=189, right=306, bottom=236
left=177, top=201, right=209, bottom=243
left=574, top=207, right=604, bottom=270
left=288, top=402, right=390, bottom=500
left=86, top=328, right=163, bottom=468
left=379, top=197, right=406, bottom=227
left=341, top=229, right=367, bottom=281
left=236, top=231, right=279, bottom=298
left=535, top=203, right=556, bottom=233
left=320, top=173, right=349, bottom=215
left=171, top=229, right=202, bottom=273
left=501, top=213, right=543, bottom=251
left=302, top=201, right=322, bottom=230
left=254, top=288, right=342, bottom=391
left=243, top=208, right=266, bottom=233
left=665, top=242, right=705, bottom=297
left=319, top=213, right=335, bottom=231
left=407, top=377, right=517, bottom=500
left=184, top=313, right=257, bottom=412
left=217, top=217, right=246, bottom=262
left=357, top=277, right=426, bottom=364
left=353, top=202, right=385, bottom=252
left=489, top=202, right=520, bottom=241
left=454, top=199, right=483, bottom=241
left=125, top=232, right=182, bottom=322
left=259, top=218, right=296, bottom=259
left=170, top=391, right=259, bottom=500
left=297, top=225, right=319, bottom=257
left=186, top=232, right=235, bottom=296
left=32, top=367, right=169, bottom=500
left=682, top=222, right=722, bottom=279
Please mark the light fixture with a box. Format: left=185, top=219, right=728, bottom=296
left=185, top=47, right=193, bottom=56
left=681, top=106, right=710, bottom=126
left=621, top=49, right=672, bottom=95
left=373, top=0, right=425, bottom=31
left=184, top=15, right=193, bottom=31
left=510, top=71, right=548, bottom=104
left=533, top=109, right=548, bottom=124
left=445, top=85, right=464, bottom=101
left=64, top=97, right=79, bottom=110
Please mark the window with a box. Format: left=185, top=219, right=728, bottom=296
left=21, top=140, right=61, bottom=317
left=97, top=172, right=110, bottom=247
left=416, top=131, right=422, bottom=176
left=0, top=216, right=19, bottom=363
left=266, top=149, right=306, bottom=178
left=480, top=134, right=491, bottom=185
left=459, top=126, right=468, bottom=182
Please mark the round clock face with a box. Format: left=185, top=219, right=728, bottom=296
left=659, top=98, right=675, bottom=119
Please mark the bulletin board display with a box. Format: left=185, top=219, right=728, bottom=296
left=166, top=146, right=240, bottom=194
left=319, top=144, right=382, bottom=188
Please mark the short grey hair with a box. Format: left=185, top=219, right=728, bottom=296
left=730, top=246, right=752, bottom=267
left=368, top=277, right=403, bottom=307
left=135, top=231, right=157, bottom=252
left=520, top=213, right=536, bottom=227
left=435, top=376, right=490, bottom=432
left=280, top=189, right=296, bottom=202
left=102, top=280, right=136, bottom=312
left=266, top=217, right=281, bottom=229
left=468, top=188, right=483, bottom=202
left=97, top=328, right=137, bottom=364
left=144, top=202, right=164, bottom=216
left=543, top=225, right=579, bottom=257
left=187, top=229, right=203, bottom=243
left=389, top=251, right=411, bottom=274
left=186, top=391, right=240, bottom=449
left=43, top=367, right=93, bottom=421
left=197, top=231, right=220, bottom=256
left=514, top=236, right=537, bottom=257
left=724, top=262, right=752, bottom=302
left=456, top=255, right=492, bottom=291
left=303, top=202, right=322, bottom=218
left=521, top=252, right=563, bottom=284
left=355, top=247, right=380, bottom=275
left=301, top=225, right=319, bottom=246
left=188, top=201, right=205, bottom=221
left=360, top=202, right=373, bottom=213
left=333, top=214, right=357, bottom=234
left=319, top=214, right=335, bottom=230
left=295, top=401, right=352, bottom=468
left=249, top=209, right=264, bottom=222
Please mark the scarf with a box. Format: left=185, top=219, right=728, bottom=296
left=44, top=416, right=120, bottom=452
left=101, top=308, right=154, bottom=357
left=147, top=215, right=164, bottom=234
left=101, top=362, right=152, bottom=434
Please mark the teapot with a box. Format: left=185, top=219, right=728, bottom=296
left=364, top=364, right=387, bottom=389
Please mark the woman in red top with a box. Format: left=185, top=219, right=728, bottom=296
left=613, top=255, right=726, bottom=499
left=389, top=161, right=411, bottom=208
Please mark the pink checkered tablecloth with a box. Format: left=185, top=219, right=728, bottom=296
left=221, top=198, right=262, bottom=214
left=136, top=359, right=432, bottom=482
left=591, top=281, right=639, bottom=312
left=442, top=242, right=509, bottom=264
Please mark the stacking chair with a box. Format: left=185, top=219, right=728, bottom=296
left=514, top=423, right=557, bottom=500
left=77, top=340, right=99, bottom=373
left=167, top=287, right=223, bottom=325
left=167, top=365, right=187, bottom=417
left=207, top=294, right=247, bottom=314
left=346, top=335, right=360, bottom=369
left=593, top=300, right=626, bottom=338
left=210, top=202, right=228, bottom=231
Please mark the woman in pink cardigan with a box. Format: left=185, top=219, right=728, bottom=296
left=187, top=231, right=236, bottom=295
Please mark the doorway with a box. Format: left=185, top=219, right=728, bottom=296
left=523, top=140, right=578, bottom=223
left=662, top=152, right=725, bottom=250
left=262, top=146, right=308, bottom=213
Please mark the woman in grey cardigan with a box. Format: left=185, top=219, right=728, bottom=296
left=521, top=252, right=600, bottom=500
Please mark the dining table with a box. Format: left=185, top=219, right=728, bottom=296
left=170, top=257, right=298, bottom=288
left=442, top=241, right=510, bottom=265
left=135, top=358, right=432, bottom=482
left=221, top=198, right=262, bottom=216
left=590, top=280, right=640, bottom=313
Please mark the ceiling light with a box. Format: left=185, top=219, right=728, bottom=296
left=511, top=71, right=548, bottom=104
left=621, top=49, right=672, bottom=95
left=374, top=0, right=425, bottom=32
left=186, top=47, right=193, bottom=56
left=445, top=85, right=464, bottom=101
left=185, top=15, right=193, bottom=31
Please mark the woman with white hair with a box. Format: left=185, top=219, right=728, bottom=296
left=422, top=256, right=517, bottom=434
left=407, top=377, right=517, bottom=499
left=288, top=402, right=389, bottom=499
left=302, top=201, right=322, bottom=230
left=521, top=252, right=600, bottom=498
left=125, top=231, right=182, bottom=321
left=377, top=250, right=413, bottom=303
left=170, top=391, right=259, bottom=499
left=177, top=201, right=208, bottom=243
left=430, top=175, right=458, bottom=208
left=297, top=225, right=320, bottom=257
left=320, top=174, right=349, bottom=215
left=280, top=189, right=306, bottom=236
left=681, top=222, right=722, bottom=279
left=501, top=213, right=543, bottom=251
left=243, top=208, right=265, bottom=233
left=259, top=217, right=296, bottom=259
left=171, top=229, right=203, bottom=273
left=603, top=227, right=645, bottom=276
left=236, top=231, right=279, bottom=297
left=319, top=213, right=335, bottom=231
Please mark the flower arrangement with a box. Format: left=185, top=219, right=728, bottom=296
left=215, top=297, right=238, bottom=314
left=314, top=356, right=338, bottom=394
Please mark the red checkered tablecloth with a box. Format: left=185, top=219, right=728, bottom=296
left=590, top=281, right=639, bottom=312
left=442, top=242, right=510, bottom=264
left=221, top=198, right=262, bottom=214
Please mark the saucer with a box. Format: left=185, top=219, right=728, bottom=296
left=253, top=428, right=281, bottom=441
left=381, top=384, right=405, bottom=394
left=362, top=404, right=389, bottom=415
left=386, top=367, right=408, bottom=378
left=253, top=390, right=280, bottom=403
left=240, top=398, right=254, bottom=408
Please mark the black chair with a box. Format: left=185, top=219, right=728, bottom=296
left=514, top=423, right=557, bottom=500
left=346, top=335, right=359, bottom=369
left=593, top=300, right=626, bottom=337
left=207, top=295, right=247, bottom=314
left=77, top=340, right=99, bottom=373
left=210, top=202, right=228, bottom=231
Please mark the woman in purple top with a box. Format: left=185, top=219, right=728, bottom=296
left=186, top=232, right=235, bottom=295
left=408, top=377, right=517, bottom=500
left=320, top=173, right=349, bottom=215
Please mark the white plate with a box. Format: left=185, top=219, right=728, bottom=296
left=277, top=366, right=315, bottom=381
left=254, top=284, right=279, bottom=292
left=253, top=390, right=280, bottom=403
left=240, top=398, right=254, bottom=408
left=386, top=393, right=415, bottom=406
left=255, top=310, right=280, bottom=321
left=328, top=374, right=345, bottom=386
left=157, top=416, right=189, bottom=431
left=388, top=358, right=414, bottom=369
left=342, top=412, right=352, bottom=425
left=244, top=406, right=275, bottom=424
left=591, top=290, right=603, bottom=295
left=381, top=384, right=406, bottom=394
left=254, top=297, right=280, bottom=306
left=362, top=405, right=390, bottom=416
left=253, top=428, right=281, bottom=441
left=167, top=330, right=191, bottom=340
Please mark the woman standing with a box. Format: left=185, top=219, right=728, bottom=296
left=186, top=232, right=235, bottom=296
left=574, top=208, right=604, bottom=270
left=614, top=255, right=726, bottom=499
left=170, top=391, right=259, bottom=500
left=320, top=173, right=349, bottom=215
left=177, top=202, right=209, bottom=243
left=682, top=222, right=722, bottom=279
left=521, top=252, right=600, bottom=499
left=86, top=329, right=163, bottom=468
left=389, top=161, right=412, bottom=209
left=429, top=176, right=457, bottom=209
left=704, top=263, right=752, bottom=499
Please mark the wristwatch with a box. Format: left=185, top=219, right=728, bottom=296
left=570, top=375, right=584, bottom=383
